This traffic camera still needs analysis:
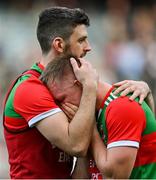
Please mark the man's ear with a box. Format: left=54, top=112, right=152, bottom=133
left=52, top=37, right=65, bottom=53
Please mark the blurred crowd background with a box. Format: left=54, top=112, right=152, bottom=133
left=0, top=0, right=156, bottom=178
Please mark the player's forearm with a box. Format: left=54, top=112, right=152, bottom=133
left=91, top=127, right=118, bottom=179
left=91, top=136, right=118, bottom=179
left=68, top=84, right=97, bottom=156
left=91, top=126, right=107, bottom=173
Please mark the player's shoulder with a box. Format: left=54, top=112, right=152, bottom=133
left=15, top=75, right=51, bottom=99
left=110, top=95, right=140, bottom=107
left=18, top=75, right=47, bottom=90
left=107, top=96, right=144, bottom=116
left=105, top=96, right=146, bottom=131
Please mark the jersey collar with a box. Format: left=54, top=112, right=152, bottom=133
left=30, top=63, right=45, bottom=74
left=100, top=86, right=115, bottom=108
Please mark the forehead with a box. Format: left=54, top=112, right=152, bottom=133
left=70, top=24, right=88, bottom=40
left=50, top=75, right=75, bottom=97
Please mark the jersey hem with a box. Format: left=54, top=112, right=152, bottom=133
left=28, top=108, right=62, bottom=127
left=107, top=140, right=139, bottom=149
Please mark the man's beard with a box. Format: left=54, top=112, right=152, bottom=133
left=63, top=43, right=86, bottom=58
left=62, top=43, right=77, bottom=59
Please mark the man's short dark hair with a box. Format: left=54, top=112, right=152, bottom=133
left=37, top=7, right=90, bottom=54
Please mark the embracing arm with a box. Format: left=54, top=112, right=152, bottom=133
left=113, top=80, right=155, bottom=113
left=36, top=58, right=98, bottom=156
left=36, top=84, right=96, bottom=156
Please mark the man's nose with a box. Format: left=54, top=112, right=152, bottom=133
left=84, top=41, right=92, bottom=52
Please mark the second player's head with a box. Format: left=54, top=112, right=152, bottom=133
left=40, top=55, right=82, bottom=106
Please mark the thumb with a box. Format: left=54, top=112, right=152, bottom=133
left=70, top=57, right=79, bottom=72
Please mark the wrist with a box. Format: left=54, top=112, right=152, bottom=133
left=83, top=80, right=98, bottom=90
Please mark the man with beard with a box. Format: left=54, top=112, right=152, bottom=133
left=3, top=7, right=154, bottom=179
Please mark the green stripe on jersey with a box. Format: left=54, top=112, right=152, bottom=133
left=130, top=162, right=156, bottom=179
left=31, top=63, right=42, bottom=74
left=141, top=101, right=156, bottom=135
left=5, top=75, right=30, bottom=117
left=97, top=107, right=108, bottom=145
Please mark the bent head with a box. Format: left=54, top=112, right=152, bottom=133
left=37, top=7, right=91, bottom=58
left=40, top=56, right=82, bottom=106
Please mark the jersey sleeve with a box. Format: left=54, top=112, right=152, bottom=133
left=14, top=77, right=62, bottom=127
left=105, top=96, right=146, bottom=149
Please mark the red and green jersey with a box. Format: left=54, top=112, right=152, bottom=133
left=3, top=63, right=73, bottom=179
left=96, top=87, right=156, bottom=179
left=89, top=158, right=103, bottom=179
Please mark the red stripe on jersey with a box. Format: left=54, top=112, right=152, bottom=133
left=135, top=132, right=156, bottom=167
left=89, top=159, right=103, bottom=180
left=38, top=63, right=44, bottom=70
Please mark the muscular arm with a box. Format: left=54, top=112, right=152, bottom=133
left=36, top=58, right=98, bottom=156
left=91, top=126, right=137, bottom=179
left=36, top=83, right=97, bottom=156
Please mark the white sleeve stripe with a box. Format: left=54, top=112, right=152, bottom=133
left=105, top=101, right=109, bottom=106
left=110, top=93, right=117, bottom=99
left=28, top=108, right=62, bottom=127
left=98, top=109, right=102, bottom=118
left=108, top=97, right=113, bottom=102
left=107, top=140, right=139, bottom=149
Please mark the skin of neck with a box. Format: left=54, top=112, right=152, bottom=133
left=40, top=49, right=59, bottom=67
left=96, top=81, right=112, bottom=110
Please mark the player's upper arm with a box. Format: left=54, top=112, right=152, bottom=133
left=14, top=78, right=59, bottom=121
left=99, top=146, right=137, bottom=179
